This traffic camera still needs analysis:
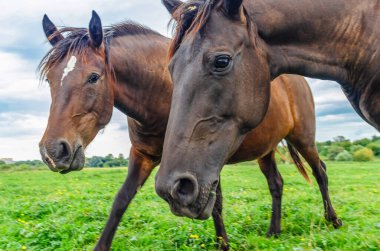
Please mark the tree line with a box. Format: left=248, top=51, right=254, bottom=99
left=316, top=135, right=380, bottom=161
left=0, top=154, right=129, bottom=171
left=85, top=154, right=129, bottom=167
left=1, top=135, right=379, bottom=171
left=276, top=135, right=380, bottom=163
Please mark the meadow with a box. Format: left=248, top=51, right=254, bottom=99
left=0, top=161, right=379, bottom=251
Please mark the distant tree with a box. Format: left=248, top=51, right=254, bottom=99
left=333, top=136, right=347, bottom=143
left=316, top=142, right=329, bottom=156
left=105, top=154, right=114, bottom=162
left=325, top=140, right=332, bottom=146
left=372, top=135, right=380, bottom=141
left=85, top=154, right=128, bottom=167
left=87, top=156, right=104, bottom=167
left=353, top=138, right=371, bottom=147
left=319, top=146, right=329, bottom=157
left=116, top=153, right=128, bottom=166
left=327, top=146, right=344, bottom=161
left=367, top=143, right=380, bottom=156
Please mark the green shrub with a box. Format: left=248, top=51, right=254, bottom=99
left=327, top=146, right=344, bottom=160
left=318, top=145, right=329, bottom=157
left=335, top=151, right=353, bottom=161
left=353, top=148, right=374, bottom=162
left=350, top=145, right=364, bottom=154
left=367, top=143, right=380, bottom=156
left=0, top=164, right=12, bottom=170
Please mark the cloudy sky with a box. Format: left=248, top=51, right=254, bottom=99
left=0, top=0, right=378, bottom=161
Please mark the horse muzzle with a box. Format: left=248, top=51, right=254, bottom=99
left=39, top=139, right=85, bottom=174
left=156, top=172, right=219, bottom=220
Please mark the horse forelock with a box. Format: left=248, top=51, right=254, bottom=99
left=168, top=0, right=218, bottom=59
left=38, top=27, right=98, bottom=83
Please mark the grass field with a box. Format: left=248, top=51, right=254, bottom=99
left=0, top=161, right=379, bottom=250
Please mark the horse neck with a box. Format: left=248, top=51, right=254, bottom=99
left=109, top=34, right=172, bottom=130
left=249, top=0, right=379, bottom=90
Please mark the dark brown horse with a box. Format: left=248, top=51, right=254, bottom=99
left=162, top=0, right=380, bottom=129
left=156, top=0, right=379, bottom=229
left=39, top=11, right=338, bottom=250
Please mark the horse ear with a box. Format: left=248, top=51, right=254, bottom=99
left=42, top=14, right=63, bottom=46
left=223, top=0, right=243, bottom=17
left=162, top=0, right=183, bottom=15
left=89, top=10, right=103, bottom=48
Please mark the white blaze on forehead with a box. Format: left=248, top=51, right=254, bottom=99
left=60, top=55, right=77, bottom=86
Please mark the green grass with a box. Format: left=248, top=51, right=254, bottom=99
left=0, top=162, right=379, bottom=250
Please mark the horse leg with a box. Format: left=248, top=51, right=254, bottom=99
left=258, top=151, right=283, bottom=237
left=212, top=179, right=229, bottom=250
left=289, top=141, right=342, bottom=228
left=94, top=147, right=156, bottom=251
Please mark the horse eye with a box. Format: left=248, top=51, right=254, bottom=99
left=88, top=73, right=100, bottom=84
left=45, top=78, right=51, bottom=85
left=214, top=55, right=231, bottom=71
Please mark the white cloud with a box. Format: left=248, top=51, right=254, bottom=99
left=0, top=51, right=49, bottom=101
left=316, top=120, right=379, bottom=141
left=313, top=92, right=347, bottom=105
left=0, top=0, right=171, bottom=49
left=318, top=114, right=358, bottom=123
left=306, top=78, right=346, bottom=105
left=0, top=135, right=42, bottom=162
left=85, top=113, right=131, bottom=158
left=0, top=112, right=47, bottom=137
left=0, top=109, right=129, bottom=161
left=306, top=78, right=379, bottom=140
left=0, top=112, right=47, bottom=160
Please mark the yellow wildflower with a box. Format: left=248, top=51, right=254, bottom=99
left=201, top=244, right=205, bottom=248
left=190, top=234, right=199, bottom=239
left=22, top=246, right=27, bottom=250
left=17, top=219, right=28, bottom=225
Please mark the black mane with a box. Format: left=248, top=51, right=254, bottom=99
left=108, top=21, right=160, bottom=37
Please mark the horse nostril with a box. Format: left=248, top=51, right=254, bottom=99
left=44, top=157, right=50, bottom=164
left=56, top=140, right=71, bottom=160
left=177, top=178, right=194, bottom=196
left=171, top=174, right=199, bottom=206
left=211, top=180, right=219, bottom=189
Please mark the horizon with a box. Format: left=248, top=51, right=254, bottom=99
left=2, top=134, right=379, bottom=162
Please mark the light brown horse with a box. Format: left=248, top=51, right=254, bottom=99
left=156, top=0, right=378, bottom=232
left=38, top=11, right=338, bottom=250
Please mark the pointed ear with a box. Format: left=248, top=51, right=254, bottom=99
left=89, top=10, right=103, bottom=48
left=42, top=14, right=63, bottom=46
left=223, top=0, right=243, bottom=17
left=162, top=0, right=183, bottom=15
